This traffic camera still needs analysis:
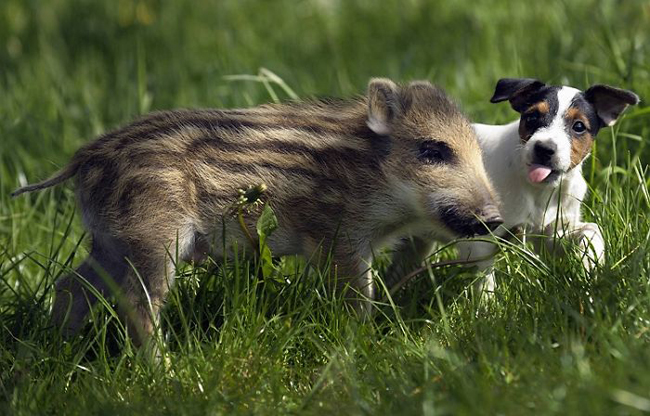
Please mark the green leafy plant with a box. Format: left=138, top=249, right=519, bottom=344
left=256, top=203, right=279, bottom=280
left=2, top=1, right=650, bottom=414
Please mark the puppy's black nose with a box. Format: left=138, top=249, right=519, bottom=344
left=533, top=142, right=557, bottom=165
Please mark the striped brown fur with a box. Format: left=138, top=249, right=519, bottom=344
left=13, top=78, right=500, bottom=344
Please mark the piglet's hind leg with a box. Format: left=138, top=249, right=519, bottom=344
left=51, top=234, right=129, bottom=337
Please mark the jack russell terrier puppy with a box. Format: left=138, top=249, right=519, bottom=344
left=457, top=78, right=639, bottom=292
left=384, top=78, right=639, bottom=295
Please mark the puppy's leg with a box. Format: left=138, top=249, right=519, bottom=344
left=573, top=222, right=605, bottom=269
left=542, top=221, right=604, bottom=271
left=51, top=233, right=128, bottom=337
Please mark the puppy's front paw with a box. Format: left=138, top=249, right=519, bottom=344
left=474, top=270, right=496, bottom=299
left=574, top=222, right=605, bottom=270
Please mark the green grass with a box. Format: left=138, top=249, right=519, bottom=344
left=2, top=0, right=650, bottom=414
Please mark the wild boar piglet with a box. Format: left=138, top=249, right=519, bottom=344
left=13, top=78, right=501, bottom=343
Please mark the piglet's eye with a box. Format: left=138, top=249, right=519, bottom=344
left=572, top=121, right=587, bottom=134
left=418, top=140, right=453, bottom=164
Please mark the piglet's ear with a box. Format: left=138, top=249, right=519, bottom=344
left=490, top=78, right=546, bottom=113
left=367, top=78, right=401, bottom=135
left=585, top=84, right=639, bottom=126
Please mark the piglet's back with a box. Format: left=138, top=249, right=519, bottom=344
left=68, top=100, right=390, bottom=233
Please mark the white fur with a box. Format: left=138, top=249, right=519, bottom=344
left=524, top=87, right=579, bottom=173
left=367, top=117, right=391, bottom=136
left=456, top=89, right=605, bottom=293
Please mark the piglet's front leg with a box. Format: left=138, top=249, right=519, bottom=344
left=456, top=239, right=500, bottom=297
left=326, top=244, right=376, bottom=317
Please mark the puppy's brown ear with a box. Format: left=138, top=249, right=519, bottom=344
left=585, top=84, right=640, bottom=126
left=367, top=78, right=401, bottom=135
left=490, top=78, right=546, bottom=113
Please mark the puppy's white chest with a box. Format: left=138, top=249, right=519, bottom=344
left=527, top=190, right=561, bottom=229
left=498, top=186, right=556, bottom=230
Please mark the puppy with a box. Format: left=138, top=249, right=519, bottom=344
left=457, top=78, right=639, bottom=292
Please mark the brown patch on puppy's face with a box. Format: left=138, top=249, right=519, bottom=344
left=566, top=106, right=595, bottom=168
left=531, top=101, right=550, bottom=115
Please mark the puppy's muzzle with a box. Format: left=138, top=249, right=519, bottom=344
left=533, top=141, right=557, bottom=166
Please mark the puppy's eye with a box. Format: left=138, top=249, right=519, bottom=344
left=418, top=140, right=452, bottom=164
left=524, top=112, right=540, bottom=123
left=572, top=121, right=587, bottom=134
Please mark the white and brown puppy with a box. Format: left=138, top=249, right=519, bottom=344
left=457, top=78, right=639, bottom=291
left=385, top=78, right=638, bottom=293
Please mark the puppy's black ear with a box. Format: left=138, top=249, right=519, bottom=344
left=585, top=84, right=640, bottom=127
left=490, top=78, right=546, bottom=112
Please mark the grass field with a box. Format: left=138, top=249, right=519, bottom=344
left=2, top=0, right=650, bottom=414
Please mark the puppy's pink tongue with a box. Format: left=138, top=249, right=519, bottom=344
left=528, top=164, right=552, bottom=183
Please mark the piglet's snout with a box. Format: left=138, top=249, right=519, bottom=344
left=472, top=204, right=503, bottom=236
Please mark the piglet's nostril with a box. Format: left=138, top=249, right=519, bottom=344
left=482, top=204, right=503, bottom=229
left=484, top=216, right=503, bottom=232
left=472, top=204, right=503, bottom=235
left=534, top=142, right=557, bottom=163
